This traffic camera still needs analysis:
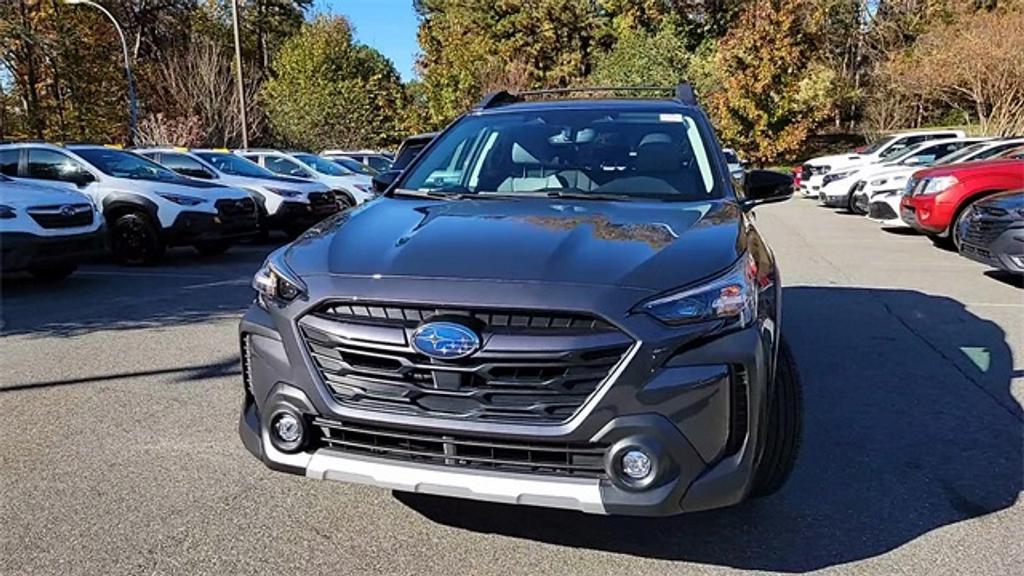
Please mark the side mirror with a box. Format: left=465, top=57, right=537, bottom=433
left=741, top=169, right=793, bottom=209
left=371, top=170, right=399, bottom=193
left=72, top=171, right=96, bottom=187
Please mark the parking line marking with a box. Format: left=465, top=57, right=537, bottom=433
left=183, top=277, right=252, bottom=290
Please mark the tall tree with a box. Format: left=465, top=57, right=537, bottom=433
left=415, top=0, right=607, bottom=127
left=260, top=16, right=409, bottom=149
left=706, top=0, right=836, bottom=163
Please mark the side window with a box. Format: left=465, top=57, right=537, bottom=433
left=243, top=155, right=262, bottom=165
left=160, top=153, right=215, bottom=179
left=0, top=149, right=18, bottom=176
left=26, top=149, right=94, bottom=184
left=265, top=156, right=311, bottom=178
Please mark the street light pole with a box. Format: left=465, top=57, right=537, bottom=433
left=64, top=0, right=138, bottom=144
left=230, top=0, right=249, bottom=149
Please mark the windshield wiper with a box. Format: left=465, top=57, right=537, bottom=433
left=538, top=188, right=634, bottom=201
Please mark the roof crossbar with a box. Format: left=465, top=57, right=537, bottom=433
left=474, top=83, right=697, bottom=110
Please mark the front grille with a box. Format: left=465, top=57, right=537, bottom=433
left=314, top=417, right=608, bottom=478
left=963, top=217, right=1013, bottom=246
left=320, top=302, right=616, bottom=333
left=868, top=201, right=899, bottom=220
left=299, top=304, right=633, bottom=424
left=215, top=197, right=256, bottom=217
left=27, top=204, right=94, bottom=229
left=308, top=191, right=337, bottom=207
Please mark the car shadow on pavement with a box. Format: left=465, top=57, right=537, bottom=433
left=984, top=271, right=1024, bottom=288
left=397, top=286, right=1021, bottom=573
left=0, top=243, right=277, bottom=337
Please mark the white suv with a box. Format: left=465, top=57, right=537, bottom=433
left=237, top=150, right=374, bottom=207
left=818, top=138, right=986, bottom=211
left=0, top=143, right=258, bottom=265
left=136, top=148, right=338, bottom=237
left=799, top=129, right=966, bottom=197
left=0, top=175, right=105, bottom=280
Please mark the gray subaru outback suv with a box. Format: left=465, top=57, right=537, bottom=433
left=238, top=85, right=801, bottom=516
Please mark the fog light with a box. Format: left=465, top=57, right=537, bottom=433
left=621, top=449, right=652, bottom=480
left=274, top=413, right=302, bottom=443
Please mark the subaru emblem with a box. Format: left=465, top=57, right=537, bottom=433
left=60, top=205, right=76, bottom=216
left=411, top=322, right=480, bottom=360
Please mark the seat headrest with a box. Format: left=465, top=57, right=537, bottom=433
left=636, top=133, right=680, bottom=173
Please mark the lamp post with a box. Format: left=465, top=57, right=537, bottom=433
left=63, top=0, right=138, bottom=144
left=230, top=0, right=249, bottom=149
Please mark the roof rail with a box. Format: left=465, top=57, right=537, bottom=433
left=475, top=91, right=520, bottom=110
left=675, top=83, right=697, bottom=105
left=474, top=83, right=697, bottom=110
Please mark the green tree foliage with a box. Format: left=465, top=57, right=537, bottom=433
left=590, top=22, right=690, bottom=87
left=705, top=0, right=836, bottom=164
left=260, top=16, right=408, bottom=150
left=415, top=0, right=608, bottom=127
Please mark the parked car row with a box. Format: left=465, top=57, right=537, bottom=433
left=0, top=142, right=408, bottom=279
left=799, top=132, right=1024, bottom=276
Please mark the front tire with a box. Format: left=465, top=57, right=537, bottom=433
left=110, top=213, right=165, bottom=265
left=751, top=339, right=803, bottom=498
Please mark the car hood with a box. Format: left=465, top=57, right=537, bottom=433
left=1, top=180, right=95, bottom=209
left=316, top=174, right=371, bottom=188
left=913, top=158, right=1024, bottom=179
left=107, top=176, right=251, bottom=200
left=863, top=165, right=916, bottom=181
left=806, top=153, right=868, bottom=168
left=283, top=196, right=745, bottom=292
left=219, top=174, right=327, bottom=193
left=976, top=190, right=1023, bottom=211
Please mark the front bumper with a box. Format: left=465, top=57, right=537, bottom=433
left=238, top=278, right=778, bottom=516
left=960, top=226, right=1024, bottom=274
left=266, top=201, right=339, bottom=229
left=867, top=194, right=908, bottom=227
left=165, top=210, right=259, bottom=246
left=0, top=229, right=105, bottom=273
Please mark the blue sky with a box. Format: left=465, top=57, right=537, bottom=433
left=315, top=0, right=421, bottom=81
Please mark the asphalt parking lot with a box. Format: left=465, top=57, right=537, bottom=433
left=1, top=198, right=1021, bottom=576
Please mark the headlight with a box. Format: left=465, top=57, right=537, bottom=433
left=639, top=254, right=758, bottom=327
left=917, top=176, right=959, bottom=196
left=252, top=249, right=306, bottom=306
left=823, top=170, right=857, bottom=185
left=266, top=187, right=303, bottom=198
left=870, top=178, right=888, bottom=186
left=158, top=192, right=206, bottom=206
left=0, top=204, right=16, bottom=219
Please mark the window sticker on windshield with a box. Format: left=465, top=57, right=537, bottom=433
left=659, top=113, right=684, bottom=123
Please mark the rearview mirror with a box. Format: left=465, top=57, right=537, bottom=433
left=372, top=170, right=399, bottom=193
left=741, top=169, right=793, bottom=209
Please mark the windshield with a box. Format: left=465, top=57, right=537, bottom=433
left=195, top=152, right=275, bottom=178
left=399, top=109, right=719, bottom=201
left=294, top=153, right=351, bottom=176
left=333, top=157, right=379, bottom=176
left=935, top=143, right=985, bottom=165
left=862, top=136, right=895, bottom=155
left=73, top=148, right=180, bottom=181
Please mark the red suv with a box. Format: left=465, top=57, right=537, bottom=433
left=901, top=157, right=1024, bottom=248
